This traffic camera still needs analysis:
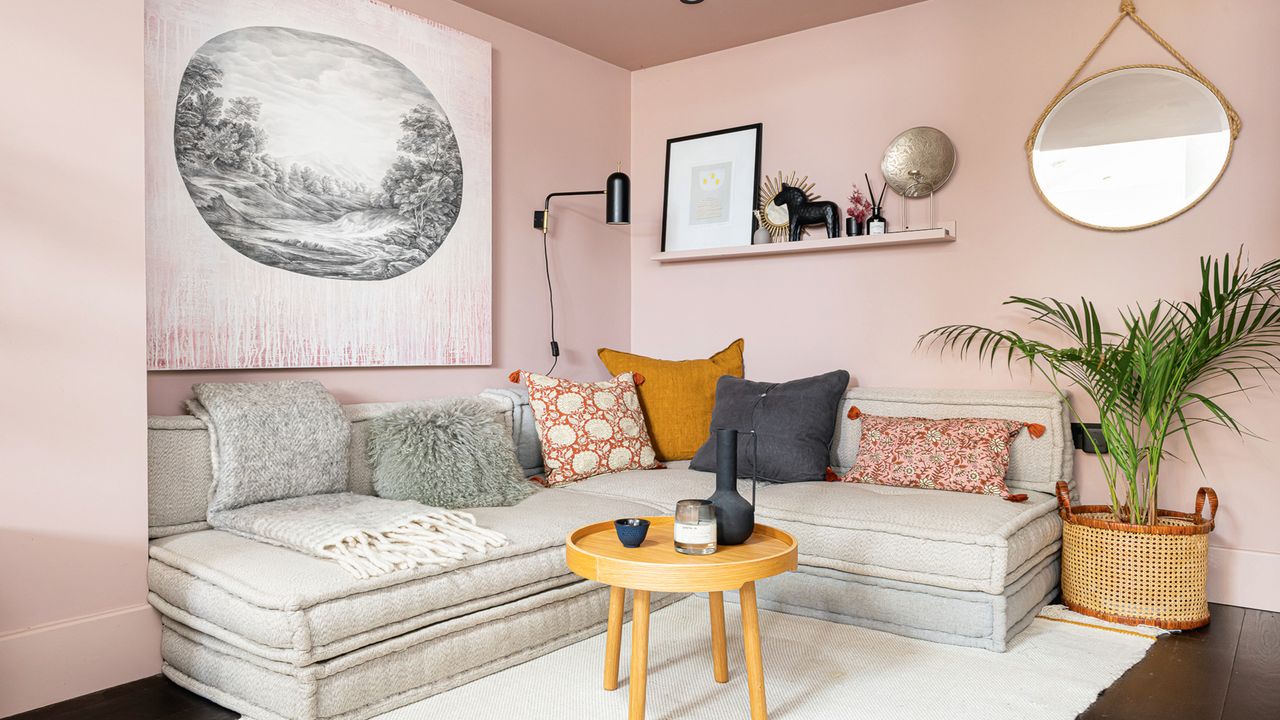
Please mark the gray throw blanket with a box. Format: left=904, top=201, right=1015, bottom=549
left=190, top=381, right=508, bottom=579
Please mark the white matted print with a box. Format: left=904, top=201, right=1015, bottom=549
left=690, top=162, right=732, bottom=225
left=145, top=0, right=492, bottom=369
left=661, top=124, right=761, bottom=252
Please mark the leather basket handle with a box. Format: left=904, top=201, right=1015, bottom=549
left=1055, top=481, right=1073, bottom=519
left=1195, top=487, right=1218, bottom=527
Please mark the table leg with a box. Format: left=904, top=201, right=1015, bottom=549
left=604, top=585, right=625, bottom=691
left=709, top=591, right=729, bottom=683
left=628, top=589, right=651, bottom=720
left=740, top=581, right=768, bottom=720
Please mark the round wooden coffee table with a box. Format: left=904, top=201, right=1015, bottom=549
left=566, top=517, right=798, bottom=720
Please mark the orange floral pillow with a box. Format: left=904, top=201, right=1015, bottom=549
left=828, top=409, right=1044, bottom=502
left=509, top=370, right=661, bottom=486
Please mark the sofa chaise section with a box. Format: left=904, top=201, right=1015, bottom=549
left=730, top=556, right=1061, bottom=652
left=561, top=464, right=1063, bottom=596
left=147, top=397, right=672, bottom=719
left=149, top=488, right=675, bottom=719
left=160, top=580, right=638, bottom=720
left=556, top=386, right=1072, bottom=653
left=149, top=486, right=662, bottom=665
left=754, top=481, right=1062, bottom=594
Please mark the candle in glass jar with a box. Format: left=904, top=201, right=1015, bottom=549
left=674, top=499, right=717, bottom=555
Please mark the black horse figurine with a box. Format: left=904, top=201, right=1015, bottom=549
left=773, top=184, right=840, bottom=242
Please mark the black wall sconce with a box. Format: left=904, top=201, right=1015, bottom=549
left=533, top=171, right=630, bottom=374
left=534, top=171, right=630, bottom=234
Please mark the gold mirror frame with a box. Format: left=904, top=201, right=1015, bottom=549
left=1027, top=64, right=1236, bottom=232
left=1025, top=1, right=1241, bottom=232
left=756, top=171, right=815, bottom=240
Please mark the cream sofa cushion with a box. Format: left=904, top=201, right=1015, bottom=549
left=149, top=488, right=660, bottom=665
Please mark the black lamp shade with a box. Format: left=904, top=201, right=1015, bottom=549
left=605, top=171, right=630, bottom=225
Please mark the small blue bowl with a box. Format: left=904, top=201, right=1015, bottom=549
left=614, top=518, right=651, bottom=548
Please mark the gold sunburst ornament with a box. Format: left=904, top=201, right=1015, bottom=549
left=757, top=171, right=816, bottom=241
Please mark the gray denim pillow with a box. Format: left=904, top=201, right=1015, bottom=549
left=689, top=370, right=850, bottom=483
left=368, top=399, right=536, bottom=509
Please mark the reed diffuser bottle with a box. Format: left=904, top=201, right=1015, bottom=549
left=865, top=173, right=887, bottom=235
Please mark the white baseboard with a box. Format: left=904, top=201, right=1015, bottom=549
left=0, top=603, right=161, bottom=717
left=1209, top=545, right=1280, bottom=612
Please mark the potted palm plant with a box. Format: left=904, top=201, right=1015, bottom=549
left=920, top=251, right=1280, bottom=628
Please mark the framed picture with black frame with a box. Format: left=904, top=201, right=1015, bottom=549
left=660, top=123, right=762, bottom=253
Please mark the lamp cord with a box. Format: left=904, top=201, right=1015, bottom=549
left=536, top=188, right=607, bottom=377
left=711, top=383, right=774, bottom=507
left=541, top=227, right=558, bottom=376
left=747, top=384, right=775, bottom=507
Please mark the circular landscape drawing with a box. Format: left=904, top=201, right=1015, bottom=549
left=174, top=27, right=462, bottom=281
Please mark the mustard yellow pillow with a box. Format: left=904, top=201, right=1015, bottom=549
left=597, top=339, right=744, bottom=461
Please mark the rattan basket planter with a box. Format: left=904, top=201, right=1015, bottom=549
left=1055, top=481, right=1218, bottom=630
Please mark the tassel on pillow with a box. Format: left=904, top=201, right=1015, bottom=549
left=1001, top=423, right=1043, bottom=501
left=510, top=369, right=661, bottom=486
left=839, top=413, right=1042, bottom=502
left=509, top=368, right=647, bottom=386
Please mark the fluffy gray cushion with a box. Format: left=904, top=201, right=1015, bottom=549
left=367, top=399, right=536, bottom=509
left=690, top=370, right=850, bottom=483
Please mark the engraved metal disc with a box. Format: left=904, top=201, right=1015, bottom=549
left=881, top=127, right=956, bottom=198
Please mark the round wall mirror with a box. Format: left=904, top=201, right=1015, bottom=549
left=1029, top=66, right=1233, bottom=231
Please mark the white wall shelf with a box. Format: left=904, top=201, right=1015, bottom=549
left=650, top=221, right=956, bottom=264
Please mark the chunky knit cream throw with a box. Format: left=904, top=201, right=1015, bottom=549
left=210, top=492, right=507, bottom=579
left=192, top=381, right=508, bottom=578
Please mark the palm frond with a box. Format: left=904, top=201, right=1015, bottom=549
left=919, top=248, right=1280, bottom=524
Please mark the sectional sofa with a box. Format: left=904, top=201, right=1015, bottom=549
left=146, top=386, right=1071, bottom=720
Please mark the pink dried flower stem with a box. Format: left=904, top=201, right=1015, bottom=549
left=847, top=187, right=873, bottom=224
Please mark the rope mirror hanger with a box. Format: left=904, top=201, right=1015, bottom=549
left=1026, top=1, right=1242, bottom=232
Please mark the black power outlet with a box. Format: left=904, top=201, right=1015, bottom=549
left=1071, top=422, right=1109, bottom=454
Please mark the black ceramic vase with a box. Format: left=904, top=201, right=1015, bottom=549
left=707, top=428, right=755, bottom=545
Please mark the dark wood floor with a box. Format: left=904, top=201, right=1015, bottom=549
left=12, top=603, right=1278, bottom=720
left=1080, top=604, right=1279, bottom=720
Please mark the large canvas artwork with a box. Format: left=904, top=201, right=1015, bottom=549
left=145, top=0, right=492, bottom=369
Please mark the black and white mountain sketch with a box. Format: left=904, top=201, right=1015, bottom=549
left=174, top=26, right=462, bottom=280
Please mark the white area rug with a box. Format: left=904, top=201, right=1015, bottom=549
left=372, top=598, right=1156, bottom=720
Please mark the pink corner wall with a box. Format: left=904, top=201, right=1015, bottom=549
left=629, top=0, right=1280, bottom=611
left=0, top=1, right=155, bottom=715
left=144, top=0, right=633, bottom=414
left=3, top=0, right=630, bottom=714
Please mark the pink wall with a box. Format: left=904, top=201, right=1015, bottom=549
left=5, top=1, right=1278, bottom=714
left=630, top=0, right=1280, bottom=611
left=145, top=0, right=633, bottom=414
left=3, top=0, right=629, bottom=714
left=0, top=1, right=155, bottom=714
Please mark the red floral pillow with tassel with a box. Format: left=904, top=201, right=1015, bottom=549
left=826, top=407, right=1045, bottom=502
left=509, top=370, right=662, bottom=486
